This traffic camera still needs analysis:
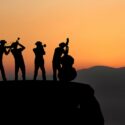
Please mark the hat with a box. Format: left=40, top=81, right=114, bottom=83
left=35, top=41, right=42, bottom=46
left=0, top=40, right=7, bottom=45
left=59, top=42, right=66, bottom=47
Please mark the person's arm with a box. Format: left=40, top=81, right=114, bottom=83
left=18, top=43, right=25, bottom=51
left=42, top=48, right=45, bottom=55
left=33, top=48, right=36, bottom=54
left=4, top=47, right=11, bottom=55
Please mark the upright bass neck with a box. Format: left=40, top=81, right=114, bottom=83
left=66, top=38, right=69, bottom=46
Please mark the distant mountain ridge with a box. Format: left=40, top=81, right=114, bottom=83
left=74, top=66, right=125, bottom=125
left=75, top=66, right=125, bottom=85
left=78, top=66, right=125, bottom=73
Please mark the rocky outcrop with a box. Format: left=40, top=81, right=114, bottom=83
left=0, top=80, right=104, bottom=125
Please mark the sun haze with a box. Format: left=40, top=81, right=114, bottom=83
left=0, top=0, right=125, bottom=79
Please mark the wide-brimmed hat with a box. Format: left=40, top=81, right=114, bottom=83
left=59, top=42, right=66, bottom=47
left=0, top=40, right=7, bottom=45
left=35, top=41, right=42, bottom=46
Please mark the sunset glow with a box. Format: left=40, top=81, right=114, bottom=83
left=0, top=0, right=125, bottom=79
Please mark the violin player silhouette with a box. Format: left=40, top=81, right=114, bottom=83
left=0, top=40, right=11, bottom=81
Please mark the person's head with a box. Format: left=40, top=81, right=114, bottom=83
left=11, top=42, right=18, bottom=49
left=35, top=41, right=42, bottom=47
left=0, top=40, right=7, bottom=46
left=59, top=42, right=66, bottom=48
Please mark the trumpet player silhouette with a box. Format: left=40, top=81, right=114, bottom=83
left=0, top=40, right=10, bottom=81
left=33, top=41, right=46, bottom=80
left=52, top=38, right=69, bottom=81
left=11, top=38, right=26, bottom=80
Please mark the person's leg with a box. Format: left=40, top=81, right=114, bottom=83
left=15, top=64, right=19, bottom=81
left=1, top=64, right=7, bottom=81
left=53, top=62, right=57, bottom=81
left=20, top=63, right=26, bottom=80
left=34, top=64, right=39, bottom=80
left=40, top=64, right=46, bottom=81
left=57, top=63, right=61, bottom=80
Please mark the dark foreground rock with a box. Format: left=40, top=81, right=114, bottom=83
left=0, top=80, right=104, bottom=124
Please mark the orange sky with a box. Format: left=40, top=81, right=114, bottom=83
left=0, top=0, right=125, bottom=79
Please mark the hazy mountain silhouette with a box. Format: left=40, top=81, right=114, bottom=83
left=76, top=66, right=125, bottom=83
left=75, top=66, right=125, bottom=125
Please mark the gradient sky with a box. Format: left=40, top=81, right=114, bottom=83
left=0, top=0, right=125, bottom=79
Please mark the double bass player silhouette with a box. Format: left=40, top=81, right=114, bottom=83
left=52, top=39, right=68, bottom=81
left=58, top=38, right=77, bottom=81
left=53, top=38, right=77, bottom=81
